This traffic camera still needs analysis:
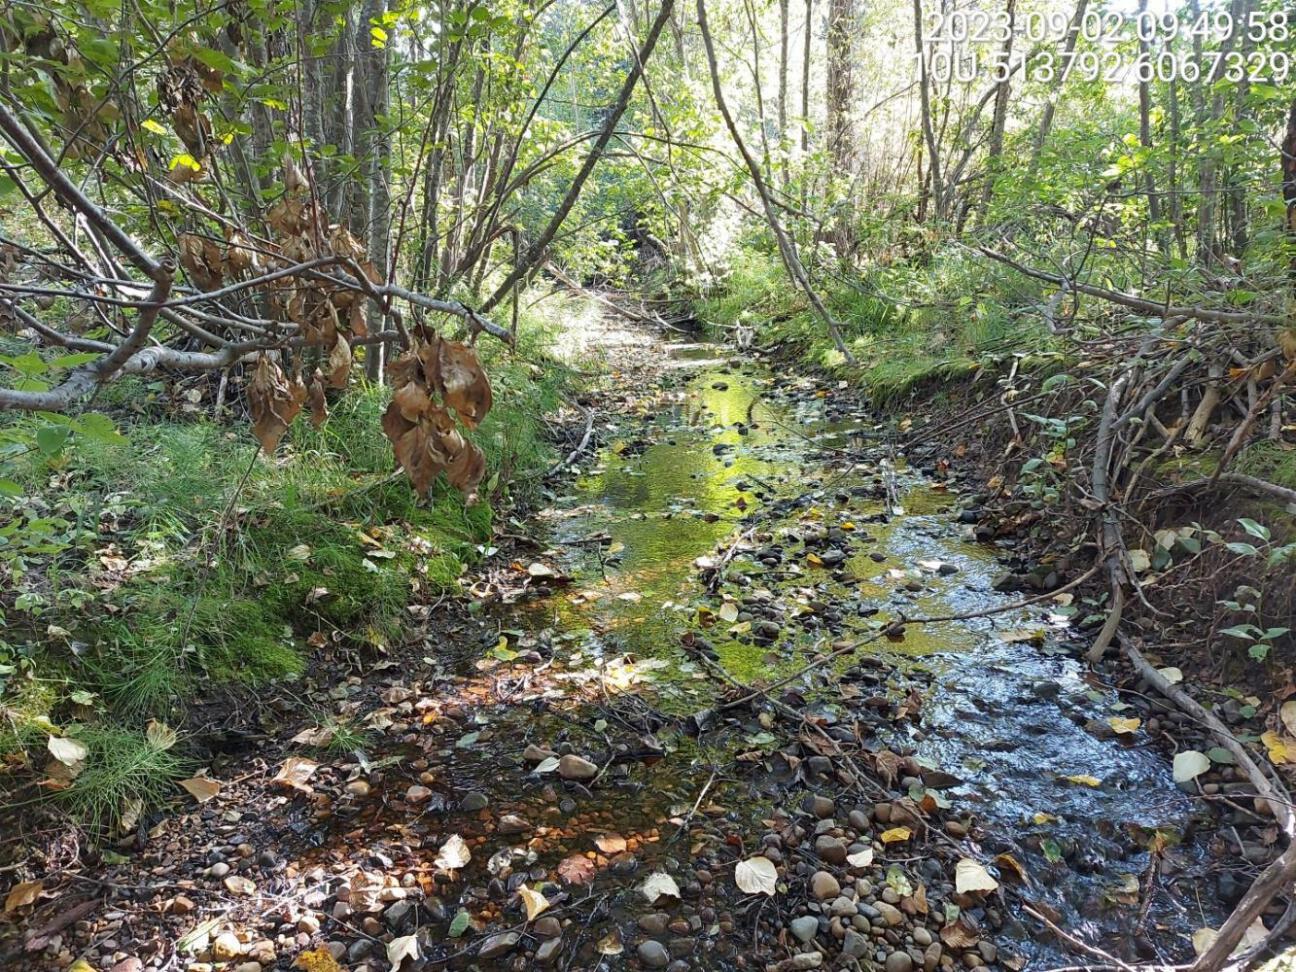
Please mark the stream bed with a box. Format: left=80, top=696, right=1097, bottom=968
left=311, top=338, right=1219, bottom=970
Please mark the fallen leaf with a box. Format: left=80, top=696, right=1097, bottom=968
left=292, top=726, right=335, bottom=747
left=880, top=827, right=912, bottom=843
left=387, top=933, right=419, bottom=971
left=847, top=848, right=874, bottom=868
left=518, top=884, right=550, bottom=921
left=1107, top=717, right=1141, bottom=735
left=1261, top=731, right=1293, bottom=765
left=955, top=859, right=999, bottom=894
left=1128, top=549, right=1151, bottom=572
left=993, top=853, right=1028, bottom=884
left=596, top=927, right=624, bottom=955
left=733, top=856, right=778, bottom=896
left=224, top=874, right=256, bottom=896
left=146, top=719, right=177, bottom=751
left=557, top=853, right=595, bottom=885
left=718, top=602, right=739, bottom=623
left=594, top=834, right=627, bottom=854
left=640, top=871, right=681, bottom=904
left=1192, top=928, right=1218, bottom=957
left=1283, top=701, right=1296, bottom=739
left=1157, top=667, right=1183, bottom=685
left=1173, top=750, right=1211, bottom=782
left=47, top=735, right=87, bottom=766
left=435, top=834, right=472, bottom=871
left=4, top=881, right=42, bottom=913
left=1062, top=774, right=1101, bottom=787
left=272, top=756, right=319, bottom=792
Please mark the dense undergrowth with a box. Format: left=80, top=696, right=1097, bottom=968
left=695, top=237, right=1067, bottom=403
left=0, top=308, right=573, bottom=829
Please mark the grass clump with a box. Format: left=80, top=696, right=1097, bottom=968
left=55, top=724, right=188, bottom=835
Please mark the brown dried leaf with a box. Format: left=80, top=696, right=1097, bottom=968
left=178, top=776, right=222, bottom=803
left=557, top=853, right=596, bottom=885
left=307, top=371, right=328, bottom=428
left=392, top=382, right=432, bottom=422
left=437, top=339, right=492, bottom=428
left=4, top=881, right=42, bottom=913
left=326, top=334, right=351, bottom=388
left=248, top=355, right=305, bottom=453
left=178, top=233, right=222, bottom=291
left=272, top=756, right=319, bottom=792
left=445, top=441, right=485, bottom=500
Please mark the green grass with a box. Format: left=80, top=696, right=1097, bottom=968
left=55, top=724, right=189, bottom=835
left=1235, top=441, right=1296, bottom=490
left=2, top=308, right=574, bottom=761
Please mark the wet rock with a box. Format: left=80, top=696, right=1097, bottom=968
left=808, top=795, right=836, bottom=818
left=405, top=785, right=432, bottom=804
left=912, top=927, right=933, bottom=947
left=1030, top=680, right=1061, bottom=701
left=523, top=744, right=556, bottom=763
left=814, top=836, right=847, bottom=865
left=886, top=950, right=915, bottom=972
left=534, top=916, right=562, bottom=938
left=811, top=871, right=840, bottom=900
left=843, top=929, right=869, bottom=958
left=829, top=896, right=857, bottom=918
left=638, top=940, right=671, bottom=968
left=461, top=791, right=489, bottom=811
left=345, top=780, right=371, bottom=798
left=639, top=913, right=670, bottom=935
left=558, top=755, right=598, bottom=780
left=923, top=943, right=943, bottom=972
left=478, top=932, right=520, bottom=959
left=790, top=916, right=819, bottom=943
left=498, top=814, right=531, bottom=834
left=535, top=938, right=563, bottom=965
left=874, top=902, right=904, bottom=927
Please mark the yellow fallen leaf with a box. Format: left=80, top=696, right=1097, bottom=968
left=178, top=776, right=222, bottom=803
left=4, top=880, right=42, bottom=912
left=295, top=947, right=345, bottom=972
left=1063, top=774, right=1102, bottom=787
left=272, top=756, right=319, bottom=792
left=1261, top=730, right=1293, bottom=765
left=1032, top=812, right=1056, bottom=825
left=1108, top=717, right=1141, bottom=735
left=806, top=553, right=825, bottom=567
left=880, top=827, right=912, bottom=843
left=518, top=884, right=550, bottom=921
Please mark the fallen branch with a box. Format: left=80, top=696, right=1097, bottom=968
left=1148, top=472, right=1296, bottom=507
left=1119, top=633, right=1295, bottom=972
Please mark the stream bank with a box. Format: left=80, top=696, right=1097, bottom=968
left=3, top=322, right=1244, bottom=972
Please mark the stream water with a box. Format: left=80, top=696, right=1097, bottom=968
left=318, top=339, right=1218, bottom=969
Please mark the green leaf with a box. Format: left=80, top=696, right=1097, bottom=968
left=1219, top=625, right=1256, bottom=640
left=0, top=479, right=20, bottom=496
left=140, top=119, right=168, bottom=135
left=1224, top=542, right=1259, bottom=556
left=48, top=352, right=101, bottom=370
left=73, top=413, right=126, bottom=444
left=1248, top=643, right=1271, bottom=661
left=1041, top=373, right=1071, bottom=392
left=448, top=910, right=472, bottom=937
left=1041, top=838, right=1063, bottom=864
left=35, top=426, right=70, bottom=456
left=370, top=26, right=388, bottom=47
left=1237, top=518, right=1270, bottom=542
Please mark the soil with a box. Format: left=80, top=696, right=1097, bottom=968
left=1, top=320, right=1282, bottom=972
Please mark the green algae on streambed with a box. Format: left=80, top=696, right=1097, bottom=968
left=289, top=341, right=1220, bottom=970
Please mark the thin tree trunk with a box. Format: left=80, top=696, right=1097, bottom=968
left=1029, top=0, right=1088, bottom=170
left=825, top=0, right=855, bottom=251
left=697, top=0, right=853, bottom=362
left=1136, top=0, right=1165, bottom=255
left=777, top=0, right=789, bottom=187
left=478, top=0, right=677, bottom=314
left=912, top=0, right=942, bottom=220
left=974, top=0, right=1015, bottom=225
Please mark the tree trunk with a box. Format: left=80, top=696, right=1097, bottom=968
left=777, top=0, right=789, bottom=186
left=1136, top=0, right=1165, bottom=256
left=825, top=0, right=855, bottom=250
left=974, top=0, right=1015, bottom=225
left=697, top=0, right=853, bottom=362
left=1029, top=0, right=1088, bottom=170
left=479, top=0, right=677, bottom=314
left=912, top=0, right=942, bottom=220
